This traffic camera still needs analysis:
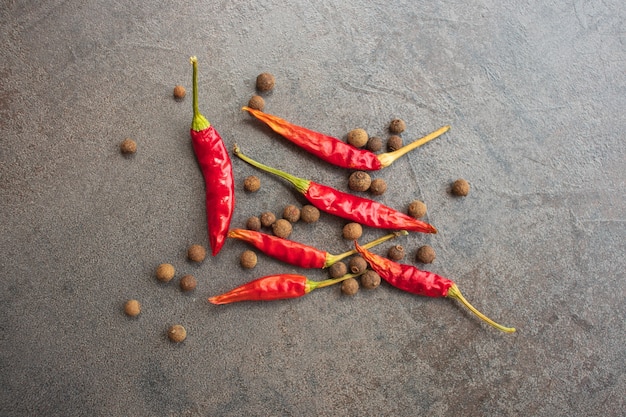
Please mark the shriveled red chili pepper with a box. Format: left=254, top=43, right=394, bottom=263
left=208, top=272, right=362, bottom=305
left=229, top=229, right=407, bottom=269
left=189, top=57, right=235, bottom=256
left=233, top=145, right=437, bottom=234
left=355, top=241, right=515, bottom=333
left=243, top=106, right=449, bottom=171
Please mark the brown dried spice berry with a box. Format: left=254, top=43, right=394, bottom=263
left=124, top=299, right=141, bottom=317
left=300, top=205, right=320, bottom=223
left=282, top=205, right=301, bottom=223
left=243, top=175, right=261, bottom=192
left=246, top=216, right=262, bottom=231
left=248, top=95, right=265, bottom=111
left=387, top=135, right=403, bottom=152
left=407, top=200, right=427, bottom=219
left=389, top=118, right=406, bottom=134
left=156, top=263, right=175, bottom=282
left=387, top=244, right=405, bottom=261
left=260, top=212, right=276, bottom=227
left=173, top=85, right=186, bottom=99
left=360, top=270, right=381, bottom=289
left=348, top=171, right=372, bottom=192
left=328, top=262, right=347, bottom=278
left=272, top=219, right=292, bottom=238
left=366, top=136, right=383, bottom=152
left=168, top=324, right=186, bottom=343
left=347, top=128, right=368, bottom=148
left=348, top=256, right=368, bottom=274
left=187, top=244, right=206, bottom=263
left=240, top=250, right=258, bottom=269
left=451, top=178, right=470, bottom=196
left=369, top=178, right=387, bottom=196
left=341, top=278, right=359, bottom=295
left=342, top=223, right=363, bottom=240
left=120, top=138, right=137, bottom=154
left=416, top=245, right=436, bottom=264
left=179, top=274, right=197, bottom=292
left=256, top=72, right=275, bottom=92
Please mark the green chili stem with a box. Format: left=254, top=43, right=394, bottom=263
left=190, top=56, right=210, bottom=132
left=233, top=144, right=310, bottom=194
left=377, top=125, right=450, bottom=168
left=306, top=271, right=365, bottom=292
left=324, top=230, right=408, bottom=268
left=446, top=284, right=516, bottom=333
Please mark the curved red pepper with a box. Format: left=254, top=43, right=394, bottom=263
left=228, top=228, right=406, bottom=269
left=355, top=242, right=516, bottom=333
left=190, top=57, right=235, bottom=256
left=233, top=145, right=437, bottom=234
left=243, top=106, right=450, bottom=170
left=208, top=272, right=361, bottom=305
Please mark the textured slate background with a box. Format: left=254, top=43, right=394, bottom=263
left=1, top=1, right=625, bottom=416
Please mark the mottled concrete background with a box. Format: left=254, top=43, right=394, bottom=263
left=1, top=1, right=624, bottom=416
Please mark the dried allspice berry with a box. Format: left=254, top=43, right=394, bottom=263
left=248, top=95, right=265, bottom=111
left=282, top=205, right=301, bottom=223
left=272, top=219, right=292, bottom=238
left=246, top=216, right=262, bottom=231
left=342, top=223, right=363, bottom=240
left=416, top=245, right=436, bottom=264
left=387, top=244, right=405, bottom=261
left=187, top=244, right=206, bottom=263
left=120, top=138, right=137, bottom=154
left=240, top=250, right=258, bottom=269
left=369, top=178, right=387, bottom=196
left=360, top=270, right=381, bottom=289
left=348, top=256, right=368, bottom=274
left=389, top=118, right=406, bottom=134
left=243, top=175, right=261, bottom=192
left=329, top=262, right=348, bottom=278
left=260, top=212, right=276, bottom=227
left=387, top=135, right=403, bottom=152
left=408, top=200, right=427, bottom=218
left=366, top=136, right=383, bottom=152
left=451, top=178, right=470, bottom=196
left=347, top=128, right=368, bottom=148
left=341, top=278, right=359, bottom=295
left=300, top=205, right=320, bottom=223
left=348, top=171, right=372, bottom=192
left=256, top=72, right=275, bottom=92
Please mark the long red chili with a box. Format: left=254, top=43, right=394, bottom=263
left=355, top=241, right=515, bottom=333
left=189, top=57, right=235, bottom=256
left=243, top=106, right=450, bottom=171
left=208, top=272, right=362, bottom=305
left=228, top=229, right=407, bottom=269
left=233, top=145, right=437, bottom=234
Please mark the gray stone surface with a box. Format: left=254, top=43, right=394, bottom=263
left=1, top=1, right=624, bottom=416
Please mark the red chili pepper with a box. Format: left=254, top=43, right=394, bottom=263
left=208, top=272, right=362, bottom=305
left=189, top=57, right=235, bottom=256
left=233, top=145, right=437, bottom=234
left=243, top=106, right=450, bottom=170
left=228, top=229, right=407, bottom=269
left=355, top=241, right=516, bottom=333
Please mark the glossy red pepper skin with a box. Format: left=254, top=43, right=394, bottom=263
left=243, top=106, right=382, bottom=170
left=190, top=126, right=235, bottom=256
left=305, top=182, right=436, bottom=234
left=228, top=229, right=327, bottom=268
left=190, top=57, right=235, bottom=256
left=209, top=274, right=308, bottom=304
left=355, top=241, right=516, bottom=333
left=233, top=145, right=437, bottom=234
left=355, top=241, right=453, bottom=297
